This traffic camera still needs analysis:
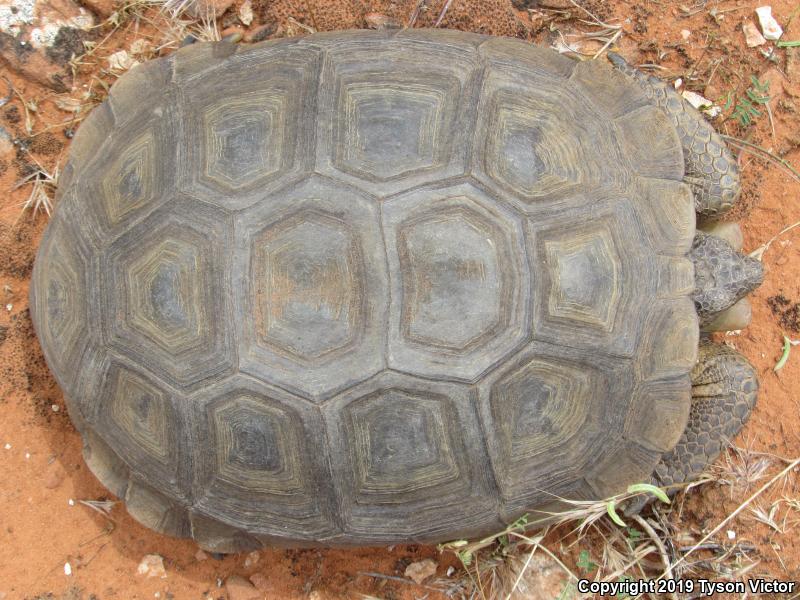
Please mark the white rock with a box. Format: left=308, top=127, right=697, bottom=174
left=137, top=554, right=167, bottom=578
left=243, top=550, right=260, bottom=568
left=680, top=29, right=691, bottom=40
left=238, top=0, right=253, bottom=26
left=681, top=90, right=721, bottom=118
left=743, top=21, right=767, bottom=47
left=756, top=6, right=783, bottom=40
left=3, top=443, right=10, bottom=450
left=681, top=90, right=713, bottom=109
left=404, top=559, right=438, bottom=584
left=108, top=50, right=139, bottom=72
left=64, top=562, right=72, bottom=576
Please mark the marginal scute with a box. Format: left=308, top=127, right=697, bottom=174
left=585, top=440, right=662, bottom=499
left=637, top=298, right=699, bottom=380
left=478, top=37, right=576, bottom=79
left=172, top=40, right=238, bottom=83
left=30, top=211, right=89, bottom=392
left=633, top=178, right=695, bottom=256
left=59, top=102, right=114, bottom=193
left=624, top=378, right=692, bottom=453
left=614, top=104, right=685, bottom=181
left=107, top=58, right=174, bottom=126
left=569, top=59, right=650, bottom=119
left=190, top=512, right=263, bottom=554
left=82, top=429, right=129, bottom=498
left=126, top=480, right=191, bottom=538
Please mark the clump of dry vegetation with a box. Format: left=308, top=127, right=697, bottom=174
left=438, top=448, right=799, bottom=599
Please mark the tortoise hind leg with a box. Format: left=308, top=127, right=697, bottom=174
left=608, top=53, right=740, bottom=220
left=652, top=341, right=758, bottom=490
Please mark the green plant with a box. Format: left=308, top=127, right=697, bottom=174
left=722, top=75, right=771, bottom=127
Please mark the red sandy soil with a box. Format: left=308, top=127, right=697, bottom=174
left=1, top=0, right=799, bottom=598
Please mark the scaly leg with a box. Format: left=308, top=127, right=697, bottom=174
left=653, top=341, right=758, bottom=489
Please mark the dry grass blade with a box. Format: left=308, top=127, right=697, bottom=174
left=750, top=501, right=784, bottom=533
left=749, top=220, right=800, bottom=261
left=78, top=499, right=117, bottom=517
left=14, top=158, right=60, bottom=220
left=435, top=0, right=454, bottom=27
left=162, top=0, right=199, bottom=16
left=637, top=456, right=800, bottom=597
left=714, top=445, right=774, bottom=490
left=722, top=135, right=800, bottom=183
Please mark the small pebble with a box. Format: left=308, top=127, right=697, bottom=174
left=64, top=562, right=72, bottom=575
left=51, top=404, right=60, bottom=412
left=4, top=443, right=10, bottom=450
left=404, top=559, right=438, bottom=584
left=137, top=554, right=167, bottom=578
left=225, top=575, right=261, bottom=600
left=68, top=499, right=75, bottom=506
left=756, top=5, right=783, bottom=40
left=743, top=21, right=767, bottom=47
left=5, top=304, right=11, bottom=311
left=727, top=530, right=736, bottom=539
left=680, top=29, right=691, bottom=40
left=43, top=463, right=66, bottom=489
left=243, top=550, right=260, bottom=568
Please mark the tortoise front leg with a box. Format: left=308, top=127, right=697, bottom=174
left=652, top=341, right=758, bottom=490
left=608, top=52, right=740, bottom=220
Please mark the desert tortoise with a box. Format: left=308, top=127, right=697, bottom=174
left=30, top=30, right=763, bottom=550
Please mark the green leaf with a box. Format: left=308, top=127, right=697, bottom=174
left=458, top=550, right=473, bottom=566
left=777, top=40, right=800, bottom=47
left=746, top=88, right=771, bottom=104
left=775, top=335, right=791, bottom=372
left=577, top=549, right=597, bottom=574
left=628, top=482, right=671, bottom=504
left=722, top=90, right=734, bottom=111
left=750, top=75, right=770, bottom=92
left=606, top=500, right=626, bottom=527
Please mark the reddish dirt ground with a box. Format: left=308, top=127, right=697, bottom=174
left=1, top=0, right=799, bottom=598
